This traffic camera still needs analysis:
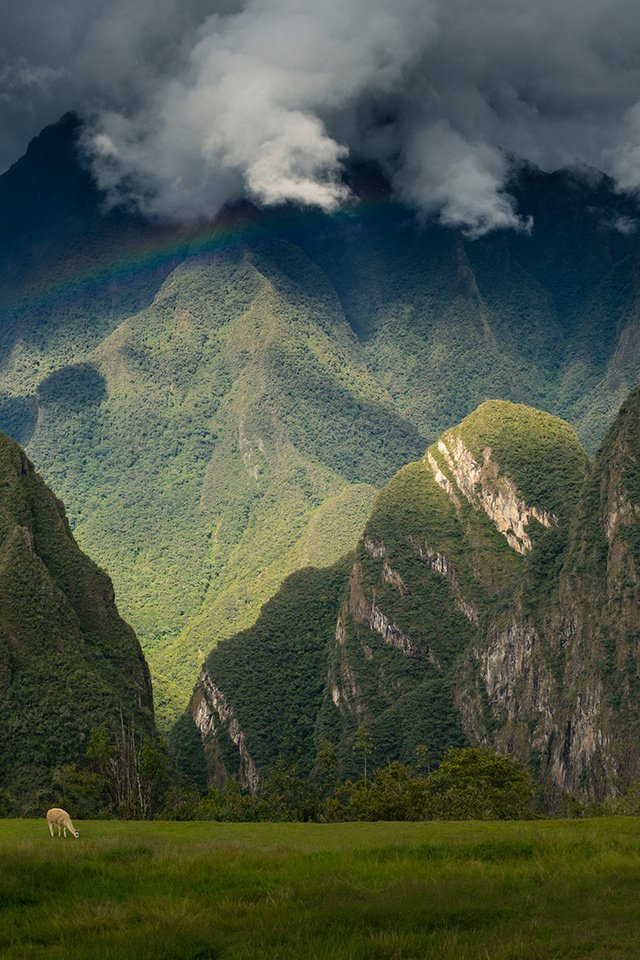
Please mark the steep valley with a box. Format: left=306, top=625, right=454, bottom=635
left=2, top=115, right=640, bottom=735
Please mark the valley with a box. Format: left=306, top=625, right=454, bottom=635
left=1, top=115, right=640, bottom=806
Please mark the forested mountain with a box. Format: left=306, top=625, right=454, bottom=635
left=0, top=431, right=154, bottom=809
left=2, top=115, right=640, bottom=730
left=192, top=392, right=640, bottom=801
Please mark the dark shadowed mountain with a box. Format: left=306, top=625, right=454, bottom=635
left=0, top=430, right=154, bottom=810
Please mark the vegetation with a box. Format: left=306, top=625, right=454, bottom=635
left=197, top=403, right=573, bottom=788
left=319, top=748, right=535, bottom=823
left=195, top=394, right=640, bottom=800
left=354, top=392, right=640, bottom=798
left=0, top=432, right=155, bottom=812
left=2, top=817, right=640, bottom=959
left=198, top=561, right=352, bottom=780
left=2, top=119, right=640, bottom=735
left=455, top=400, right=589, bottom=523
left=20, top=243, right=414, bottom=728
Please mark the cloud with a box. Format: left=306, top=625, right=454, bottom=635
left=0, top=58, right=67, bottom=101
left=393, top=121, right=531, bottom=238
left=611, top=216, right=639, bottom=235
left=83, top=0, right=436, bottom=220
left=608, top=104, right=640, bottom=196
left=4, top=0, right=640, bottom=233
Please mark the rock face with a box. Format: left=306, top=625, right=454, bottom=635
left=463, top=390, right=640, bottom=798
left=191, top=672, right=260, bottom=793
left=541, top=389, right=640, bottom=795
left=432, top=435, right=556, bottom=553
left=0, top=432, right=155, bottom=808
left=191, top=393, right=640, bottom=800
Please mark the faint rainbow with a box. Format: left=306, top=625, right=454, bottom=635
left=8, top=198, right=393, bottom=314
left=9, top=210, right=261, bottom=314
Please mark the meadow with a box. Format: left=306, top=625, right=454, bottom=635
left=0, top=819, right=639, bottom=959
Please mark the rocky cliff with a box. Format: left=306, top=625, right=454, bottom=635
left=191, top=393, right=640, bottom=800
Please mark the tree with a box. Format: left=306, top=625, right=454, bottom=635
left=51, top=764, right=108, bottom=819
left=0, top=789, right=16, bottom=818
left=414, top=743, right=430, bottom=776
left=86, top=712, right=171, bottom=819
left=314, top=735, right=339, bottom=795
left=167, top=714, right=208, bottom=794
left=261, top=760, right=319, bottom=821
left=353, top=724, right=374, bottom=786
left=427, top=747, right=535, bottom=820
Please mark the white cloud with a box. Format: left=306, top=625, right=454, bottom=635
left=5, top=0, right=640, bottom=232
left=394, top=121, right=531, bottom=237
left=83, top=0, right=436, bottom=220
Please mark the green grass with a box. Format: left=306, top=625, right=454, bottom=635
left=1, top=818, right=640, bottom=959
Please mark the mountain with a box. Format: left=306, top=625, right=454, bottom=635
left=191, top=392, right=640, bottom=800
left=542, top=389, right=640, bottom=793
left=1, top=115, right=640, bottom=729
left=190, top=561, right=351, bottom=791
left=0, top=431, right=154, bottom=810
left=265, top=163, right=640, bottom=451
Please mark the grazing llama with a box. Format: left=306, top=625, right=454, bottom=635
left=46, top=808, right=80, bottom=838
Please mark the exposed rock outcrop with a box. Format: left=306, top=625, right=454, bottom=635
left=431, top=435, right=556, bottom=554
left=192, top=670, right=261, bottom=793
left=409, top=536, right=479, bottom=624
left=348, top=561, right=436, bottom=662
left=329, top=609, right=364, bottom=716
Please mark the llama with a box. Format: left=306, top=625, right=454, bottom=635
left=46, top=808, right=80, bottom=838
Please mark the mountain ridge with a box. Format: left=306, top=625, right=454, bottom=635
left=2, top=115, right=640, bottom=729
left=191, top=394, right=640, bottom=800
left=0, top=429, right=155, bottom=810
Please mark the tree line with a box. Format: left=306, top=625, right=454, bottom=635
left=3, top=718, right=639, bottom=821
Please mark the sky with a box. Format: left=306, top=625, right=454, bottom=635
left=3, top=0, right=640, bottom=235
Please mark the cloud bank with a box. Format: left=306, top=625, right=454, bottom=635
left=4, top=0, right=640, bottom=234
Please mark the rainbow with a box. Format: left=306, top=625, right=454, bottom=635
left=7, top=196, right=398, bottom=317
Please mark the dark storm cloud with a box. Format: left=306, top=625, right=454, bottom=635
left=3, top=0, right=640, bottom=234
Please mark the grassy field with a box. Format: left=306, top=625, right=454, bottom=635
left=1, top=818, right=639, bottom=959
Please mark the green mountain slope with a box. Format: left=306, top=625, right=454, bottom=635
left=320, top=402, right=588, bottom=772
left=267, top=169, right=640, bottom=451
left=191, top=560, right=351, bottom=789
left=0, top=432, right=154, bottom=809
left=25, top=238, right=416, bottom=726
left=191, top=401, right=587, bottom=785
left=192, top=397, right=640, bottom=800
left=2, top=118, right=640, bottom=730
